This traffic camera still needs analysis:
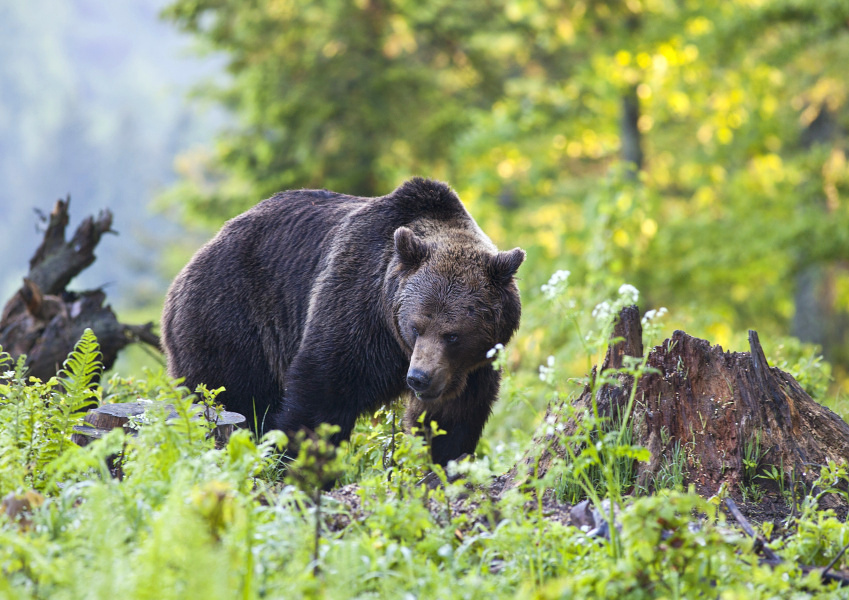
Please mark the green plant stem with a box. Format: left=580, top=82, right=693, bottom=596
left=313, top=490, right=321, bottom=577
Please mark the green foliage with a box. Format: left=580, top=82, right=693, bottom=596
left=0, top=329, right=103, bottom=494
left=161, top=0, right=518, bottom=218
left=768, top=336, right=834, bottom=402
left=161, top=0, right=849, bottom=390
left=59, top=328, right=103, bottom=400
left=4, top=305, right=849, bottom=598
left=526, top=276, right=656, bottom=511
left=7, top=2, right=849, bottom=595
left=651, top=438, right=686, bottom=493
left=742, top=430, right=767, bottom=486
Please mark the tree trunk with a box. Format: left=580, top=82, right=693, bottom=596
left=511, top=306, right=849, bottom=500
left=793, top=105, right=847, bottom=363
left=621, top=86, right=643, bottom=176
left=0, top=197, right=160, bottom=380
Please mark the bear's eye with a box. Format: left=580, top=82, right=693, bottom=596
left=411, top=326, right=419, bottom=338
left=444, top=333, right=458, bottom=344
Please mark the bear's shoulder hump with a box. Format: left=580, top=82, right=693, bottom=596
left=386, top=178, right=466, bottom=219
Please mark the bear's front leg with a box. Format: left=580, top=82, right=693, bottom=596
left=269, top=391, right=360, bottom=451
left=405, top=366, right=500, bottom=466
left=269, top=345, right=374, bottom=452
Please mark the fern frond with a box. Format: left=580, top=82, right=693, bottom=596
left=0, top=345, right=11, bottom=372
left=59, top=328, right=102, bottom=411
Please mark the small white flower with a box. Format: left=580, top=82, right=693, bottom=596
left=592, top=301, right=612, bottom=322
left=550, top=269, right=571, bottom=285
left=642, top=309, right=656, bottom=323
left=618, top=283, right=639, bottom=304
left=1, top=371, right=15, bottom=379
left=641, top=306, right=668, bottom=324
left=486, top=343, right=504, bottom=358
left=541, top=269, right=571, bottom=300
left=539, top=359, right=556, bottom=384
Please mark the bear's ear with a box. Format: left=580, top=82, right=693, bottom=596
left=488, top=248, right=526, bottom=285
left=394, top=227, right=430, bottom=269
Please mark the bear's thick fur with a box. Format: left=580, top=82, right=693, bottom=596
left=161, top=178, right=524, bottom=465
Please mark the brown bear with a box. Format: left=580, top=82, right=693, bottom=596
left=161, top=178, right=524, bottom=465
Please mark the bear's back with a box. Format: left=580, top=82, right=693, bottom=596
left=162, top=189, right=365, bottom=385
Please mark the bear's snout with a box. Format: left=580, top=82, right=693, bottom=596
left=406, top=368, right=431, bottom=393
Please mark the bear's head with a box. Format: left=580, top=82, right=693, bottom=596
left=393, top=226, right=525, bottom=404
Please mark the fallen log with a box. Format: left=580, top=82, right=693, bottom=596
left=71, top=400, right=246, bottom=448
left=0, top=197, right=161, bottom=380
left=511, top=306, right=849, bottom=501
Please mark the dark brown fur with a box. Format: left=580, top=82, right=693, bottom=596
left=161, top=178, right=524, bottom=465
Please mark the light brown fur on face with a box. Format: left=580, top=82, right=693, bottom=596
left=394, top=225, right=522, bottom=429
left=395, top=227, right=524, bottom=462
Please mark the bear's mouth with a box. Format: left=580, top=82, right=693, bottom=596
left=413, top=390, right=441, bottom=402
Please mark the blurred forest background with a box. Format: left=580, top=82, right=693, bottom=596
left=0, top=0, right=220, bottom=306
left=3, top=0, right=849, bottom=408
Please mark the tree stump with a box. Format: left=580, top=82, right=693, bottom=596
left=72, top=401, right=246, bottom=448
left=0, top=197, right=160, bottom=380
left=512, top=306, right=849, bottom=500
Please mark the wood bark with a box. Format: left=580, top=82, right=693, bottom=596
left=511, top=306, right=849, bottom=499
left=72, top=401, right=246, bottom=449
left=0, top=197, right=160, bottom=380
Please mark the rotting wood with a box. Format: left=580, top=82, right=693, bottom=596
left=507, top=305, right=644, bottom=487
left=71, top=400, right=246, bottom=448
left=509, top=306, right=849, bottom=502
left=0, top=197, right=161, bottom=380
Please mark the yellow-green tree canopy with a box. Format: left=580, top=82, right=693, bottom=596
left=163, top=0, right=849, bottom=379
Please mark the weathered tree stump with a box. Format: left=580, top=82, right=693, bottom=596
left=72, top=401, right=246, bottom=448
left=0, top=197, right=160, bottom=379
left=513, top=306, right=849, bottom=500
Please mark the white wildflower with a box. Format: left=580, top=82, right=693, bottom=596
left=618, top=283, right=639, bottom=304
left=592, top=301, right=612, bottom=322
left=641, top=306, right=668, bottom=325
left=541, top=269, right=571, bottom=300
left=539, top=356, right=556, bottom=384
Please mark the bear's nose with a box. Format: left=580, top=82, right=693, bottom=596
left=406, top=369, right=431, bottom=393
